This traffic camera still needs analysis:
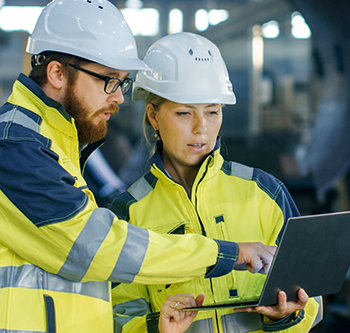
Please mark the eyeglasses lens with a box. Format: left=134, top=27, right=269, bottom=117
left=105, top=78, right=132, bottom=95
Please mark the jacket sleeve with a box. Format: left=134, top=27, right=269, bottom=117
left=0, top=136, right=237, bottom=284
left=261, top=296, right=323, bottom=332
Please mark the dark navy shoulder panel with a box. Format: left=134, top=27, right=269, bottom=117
left=1, top=102, right=42, bottom=122
left=144, top=172, right=158, bottom=188
left=0, top=103, right=50, bottom=146
left=0, top=105, right=88, bottom=227
left=107, top=191, right=135, bottom=221
left=252, top=168, right=300, bottom=233
left=221, top=160, right=300, bottom=244
left=108, top=171, right=158, bottom=221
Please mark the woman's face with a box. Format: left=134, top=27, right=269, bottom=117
left=147, top=100, right=222, bottom=171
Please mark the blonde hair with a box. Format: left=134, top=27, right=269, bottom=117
left=142, top=92, right=168, bottom=150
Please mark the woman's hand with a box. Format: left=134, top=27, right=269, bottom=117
left=233, top=288, right=309, bottom=321
left=159, top=293, right=205, bottom=333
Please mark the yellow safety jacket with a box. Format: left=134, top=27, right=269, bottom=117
left=0, top=75, right=239, bottom=333
left=110, top=141, right=323, bottom=333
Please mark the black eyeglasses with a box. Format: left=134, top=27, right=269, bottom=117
left=69, top=63, right=133, bottom=95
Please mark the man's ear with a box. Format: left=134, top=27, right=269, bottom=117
left=146, top=103, right=158, bottom=129
left=46, top=61, right=66, bottom=89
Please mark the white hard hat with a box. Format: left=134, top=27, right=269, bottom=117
left=26, top=0, right=149, bottom=71
left=132, top=32, right=236, bottom=104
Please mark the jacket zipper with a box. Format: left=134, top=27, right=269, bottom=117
left=194, top=162, right=220, bottom=332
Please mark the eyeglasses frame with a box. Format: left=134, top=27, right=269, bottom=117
left=68, top=63, right=133, bottom=95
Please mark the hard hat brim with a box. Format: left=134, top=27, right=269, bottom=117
left=132, top=84, right=237, bottom=105
left=26, top=38, right=150, bottom=72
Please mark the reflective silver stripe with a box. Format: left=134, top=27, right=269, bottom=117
left=312, top=296, right=323, bottom=328
left=0, top=107, right=40, bottom=133
left=222, top=312, right=261, bottom=332
left=113, top=298, right=151, bottom=329
left=230, top=161, right=254, bottom=181
left=127, top=176, right=153, bottom=201
left=0, top=265, right=109, bottom=301
left=185, top=318, right=214, bottom=333
left=58, top=208, right=115, bottom=281
left=109, top=223, right=149, bottom=283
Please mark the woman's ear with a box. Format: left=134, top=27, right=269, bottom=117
left=146, top=103, right=158, bottom=130
left=46, top=61, right=66, bottom=89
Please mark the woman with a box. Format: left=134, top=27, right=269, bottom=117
left=109, top=32, right=322, bottom=333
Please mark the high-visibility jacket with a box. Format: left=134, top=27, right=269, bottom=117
left=0, top=74, right=238, bottom=333
left=110, top=141, right=323, bottom=333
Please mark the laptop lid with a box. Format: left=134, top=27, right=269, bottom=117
left=185, top=211, right=350, bottom=311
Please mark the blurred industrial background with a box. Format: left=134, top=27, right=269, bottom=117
left=1, top=0, right=350, bottom=331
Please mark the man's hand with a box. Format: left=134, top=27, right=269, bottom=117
left=159, top=293, right=205, bottom=333
left=234, top=242, right=276, bottom=274
left=233, top=288, right=309, bottom=321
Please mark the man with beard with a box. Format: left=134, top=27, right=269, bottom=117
left=0, top=1, right=277, bottom=332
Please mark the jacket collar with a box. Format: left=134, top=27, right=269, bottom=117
left=15, top=74, right=105, bottom=169
left=17, top=73, right=71, bottom=121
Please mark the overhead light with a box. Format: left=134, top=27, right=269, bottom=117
left=291, top=12, right=311, bottom=39
left=252, top=25, right=264, bottom=69
left=208, top=9, right=229, bottom=26
left=121, top=7, right=159, bottom=36
left=195, top=9, right=209, bottom=31
left=195, top=9, right=229, bottom=32
left=0, top=6, right=44, bottom=33
left=262, top=20, right=280, bottom=39
left=168, top=8, right=183, bottom=34
left=125, top=0, right=143, bottom=9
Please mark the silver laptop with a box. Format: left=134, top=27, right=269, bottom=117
left=185, top=211, right=350, bottom=311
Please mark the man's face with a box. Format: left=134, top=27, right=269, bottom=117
left=62, top=63, right=129, bottom=144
